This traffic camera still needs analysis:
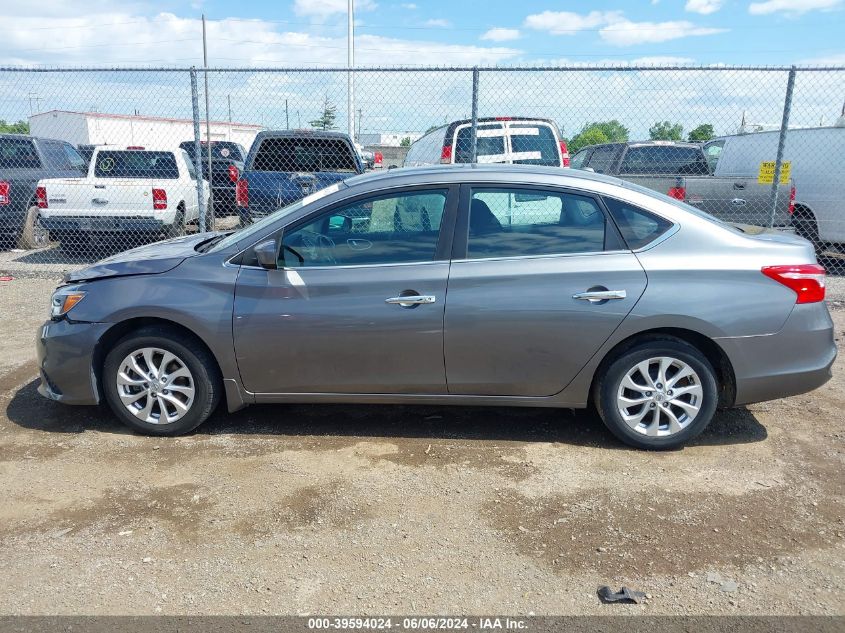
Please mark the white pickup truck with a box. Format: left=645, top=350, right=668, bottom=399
left=37, top=146, right=207, bottom=251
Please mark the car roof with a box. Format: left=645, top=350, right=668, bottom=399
left=252, top=130, right=354, bottom=141
left=343, top=163, right=627, bottom=190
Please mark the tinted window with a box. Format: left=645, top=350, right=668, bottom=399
left=585, top=145, right=620, bottom=174
left=0, top=138, right=41, bottom=169
left=570, top=148, right=591, bottom=169
left=63, top=144, right=86, bottom=171
left=603, top=196, right=673, bottom=249
left=180, top=141, right=244, bottom=161
left=281, top=189, right=448, bottom=267
left=455, top=124, right=504, bottom=163
left=509, top=123, right=561, bottom=166
left=467, top=188, right=606, bottom=259
left=619, top=146, right=708, bottom=175
left=42, top=141, right=74, bottom=171
left=252, top=138, right=359, bottom=173
left=94, top=151, right=179, bottom=179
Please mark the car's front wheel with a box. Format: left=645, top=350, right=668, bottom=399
left=594, top=338, right=718, bottom=450
left=102, top=326, right=221, bottom=435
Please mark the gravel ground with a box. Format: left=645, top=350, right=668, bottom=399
left=0, top=274, right=842, bottom=616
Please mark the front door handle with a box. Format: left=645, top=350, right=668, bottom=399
left=573, top=290, right=627, bottom=303
left=385, top=295, right=436, bottom=307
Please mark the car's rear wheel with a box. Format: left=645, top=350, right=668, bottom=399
left=167, top=208, right=186, bottom=239
left=594, top=338, right=718, bottom=450
left=793, top=209, right=823, bottom=254
left=102, top=326, right=221, bottom=435
left=18, top=206, right=50, bottom=250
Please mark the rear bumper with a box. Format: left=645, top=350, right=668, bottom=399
left=717, top=302, right=836, bottom=406
left=40, top=216, right=164, bottom=233
left=36, top=319, right=111, bottom=406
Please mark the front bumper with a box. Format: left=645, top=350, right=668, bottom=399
left=36, top=319, right=111, bottom=406
left=717, top=302, right=837, bottom=406
left=40, top=216, right=165, bottom=233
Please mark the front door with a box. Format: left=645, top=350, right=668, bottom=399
left=233, top=186, right=457, bottom=394
left=444, top=185, right=648, bottom=397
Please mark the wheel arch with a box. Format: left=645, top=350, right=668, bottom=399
left=93, top=316, right=224, bottom=403
left=589, top=327, right=736, bottom=408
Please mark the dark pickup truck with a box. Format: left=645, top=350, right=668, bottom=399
left=179, top=140, right=246, bottom=216
left=0, top=134, right=86, bottom=249
left=235, top=130, right=364, bottom=223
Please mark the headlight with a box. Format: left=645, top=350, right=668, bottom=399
left=50, top=288, right=86, bottom=319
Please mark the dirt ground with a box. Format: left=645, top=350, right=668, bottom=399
left=0, top=274, right=843, bottom=616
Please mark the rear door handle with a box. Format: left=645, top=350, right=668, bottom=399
left=572, top=290, right=627, bottom=303
left=385, top=295, right=436, bottom=306
left=730, top=198, right=747, bottom=206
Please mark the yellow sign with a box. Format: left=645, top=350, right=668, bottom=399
left=758, top=161, right=791, bottom=184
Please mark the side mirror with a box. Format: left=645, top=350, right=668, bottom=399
left=254, top=239, right=278, bottom=270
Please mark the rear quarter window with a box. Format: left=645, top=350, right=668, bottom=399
left=94, top=151, right=179, bottom=179
left=603, top=196, right=674, bottom=250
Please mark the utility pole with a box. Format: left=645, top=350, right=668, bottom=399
left=347, top=0, right=355, bottom=139
left=202, top=14, right=213, bottom=229
left=286, top=99, right=290, bottom=130
left=357, top=108, right=363, bottom=137
left=227, top=94, right=232, bottom=140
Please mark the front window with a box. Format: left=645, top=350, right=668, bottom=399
left=466, top=188, right=607, bottom=259
left=281, top=189, right=448, bottom=267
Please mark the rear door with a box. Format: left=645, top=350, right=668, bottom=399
left=443, top=184, right=648, bottom=397
left=233, top=185, right=458, bottom=394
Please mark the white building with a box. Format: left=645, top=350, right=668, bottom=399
left=358, top=131, right=423, bottom=147
left=29, top=110, right=265, bottom=149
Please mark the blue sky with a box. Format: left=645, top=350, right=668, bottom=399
left=2, top=0, right=845, bottom=67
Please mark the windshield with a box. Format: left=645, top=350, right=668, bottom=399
left=207, top=182, right=345, bottom=253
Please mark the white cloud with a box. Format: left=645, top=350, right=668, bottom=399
left=400, top=3, right=417, bottom=8
left=749, top=0, right=842, bottom=15
left=480, top=27, right=521, bottom=42
left=523, top=10, right=623, bottom=35
left=293, top=0, right=377, bottom=18
left=599, top=19, right=727, bottom=46
left=423, top=18, right=452, bottom=28
left=685, top=0, right=723, bottom=14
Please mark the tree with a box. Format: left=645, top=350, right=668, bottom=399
left=567, top=119, right=629, bottom=153
left=649, top=121, right=684, bottom=141
left=688, top=123, right=715, bottom=142
left=399, top=136, right=412, bottom=147
left=0, top=120, right=29, bottom=134
left=309, top=96, right=338, bottom=130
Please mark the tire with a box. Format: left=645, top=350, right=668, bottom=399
left=594, top=338, right=719, bottom=450
left=793, top=210, right=823, bottom=254
left=167, top=208, right=186, bottom=239
left=17, top=206, right=50, bottom=250
left=102, top=326, right=221, bottom=436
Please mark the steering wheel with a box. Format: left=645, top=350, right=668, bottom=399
left=286, top=230, right=337, bottom=265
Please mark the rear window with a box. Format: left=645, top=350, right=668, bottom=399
left=0, top=138, right=41, bottom=169
left=619, top=146, right=709, bottom=175
left=509, top=123, right=561, bottom=166
left=251, top=137, right=359, bottom=173
left=455, top=124, right=505, bottom=163
left=94, top=151, right=179, bottom=179
left=180, top=141, right=244, bottom=161
left=603, top=196, right=674, bottom=250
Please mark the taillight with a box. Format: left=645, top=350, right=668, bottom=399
left=762, top=264, right=825, bottom=304
left=228, top=165, right=239, bottom=183
left=788, top=185, right=796, bottom=215
left=152, top=188, right=167, bottom=210
left=36, top=186, right=48, bottom=209
left=667, top=176, right=686, bottom=200
left=374, top=151, right=383, bottom=167
left=559, top=140, right=570, bottom=167
left=235, top=179, right=249, bottom=207
left=0, top=181, right=9, bottom=206
left=440, top=145, right=452, bottom=164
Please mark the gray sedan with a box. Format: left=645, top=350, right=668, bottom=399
left=37, top=165, right=835, bottom=449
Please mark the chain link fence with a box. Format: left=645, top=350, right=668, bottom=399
left=0, top=65, right=843, bottom=274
